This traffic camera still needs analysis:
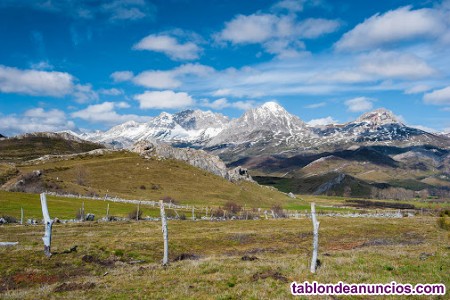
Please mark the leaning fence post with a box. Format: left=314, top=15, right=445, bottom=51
left=310, top=202, right=320, bottom=273
left=40, top=193, right=54, bottom=257
left=159, top=200, right=169, bottom=266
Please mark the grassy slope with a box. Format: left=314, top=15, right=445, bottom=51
left=0, top=217, right=448, bottom=299
left=15, top=151, right=299, bottom=209
left=0, top=135, right=103, bottom=162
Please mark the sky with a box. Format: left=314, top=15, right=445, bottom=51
left=1, top=0, right=450, bottom=136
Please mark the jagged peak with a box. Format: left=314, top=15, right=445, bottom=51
left=355, top=108, right=403, bottom=126
left=258, top=101, right=285, bottom=112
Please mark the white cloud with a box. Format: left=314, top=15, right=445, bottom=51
left=272, top=0, right=304, bottom=13
left=71, top=101, right=149, bottom=124
left=30, top=60, right=54, bottom=70
left=297, top=18, right=341, bottom=39
left=218, top=14, right=279, bottom=44
left=200, top=98, right=256, bottom=110
left=307, top=116, right=337, bottom=126
left=305, top=102, right=326, bottom=109
left=359, top=51, right=436, bottom=79
left=0, top=108, right=75, bottom=136
left=216, top=12, right=339, bottom=57
left=5, top=0, right=156, bottom=22
left=128, top=63, right=214, bottom=89
left=404, top=84, right=431, bottom=94
left=345, top=97, right=374, bottom=112
left=99, top=88, right=123, bottom=96
left=134, top=90, right=195, bottom=109
left=423, top=86, right=450, bottom=105
left=335, top=6, right=447, bottom=51
left=0, top=65, right=74, bottom=97
left=133, top=33, right=201, bottom=60
left=133, top=71, right=181, bottom=89
left=73, top=84, right=99, bottom=103
left=111, top=71, right=134, bottom=82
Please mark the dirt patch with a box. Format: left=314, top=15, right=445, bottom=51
left=82, top=255, right=115, bottom=267
left=173, top=253, right=200, bottom=261
left=12, top=273, right=59, bottom=285
left=252, top=270, right=288, bottom=283
left=327, top=241, right=365, bottom=251
left=54, top=282, right=95, bottom=293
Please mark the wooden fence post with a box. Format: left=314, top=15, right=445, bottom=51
left=136, top=201, right=141, bottom=221
left=310, top=202, right=320, bottom=273
left=40, top=193, right=54, bottom=257
left=106, top=203, right=110, bottom=221
left=192, top=207, right=195, bottom=220
left=159, top=200, right=169, bottom=266
left=20, top=207, right=24, bottom=225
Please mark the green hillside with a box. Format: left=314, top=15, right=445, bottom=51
left=11, top=150, right=295, bottom=208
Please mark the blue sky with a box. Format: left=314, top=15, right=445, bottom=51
left=1, top=0, right=450, bottom=135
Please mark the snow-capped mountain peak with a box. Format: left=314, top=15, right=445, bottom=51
left=355, top=108, right=403, bottom=126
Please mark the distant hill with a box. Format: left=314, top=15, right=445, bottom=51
left=0, top=132, right=104, bottom=162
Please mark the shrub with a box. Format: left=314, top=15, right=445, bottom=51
left=223, top=201, right=241, bottom=214
left=139, top=185, right=146, bottom=190
left=437, top=216, right=450, bottom=231
left=271, top=204, right=286, bottom=218
left=160, top=196, right=177, bottom=205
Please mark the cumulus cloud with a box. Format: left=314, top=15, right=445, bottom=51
left=134, top=33, right=201, bottom=60
left=307, top=116, right=337, bottom=126
left=0, top=108, right=75, bottom=136
left=216, top=12, right=340, bottom=57
left=345, top=97, right=374, bottom=112
left=111, top=71, right=134, bottom=82
left=71, top=101, right=149, bottom=124
left=200, top=98, right=256, bottom=110
left=0, top=65, right=74, bottom=97
left=423, top=86, right=450, bottom=105
left=335, top=6, right=447, bottom=51
left=119, top=63, right=214, bottom=89
left=134, top=90, right=195, bottom=109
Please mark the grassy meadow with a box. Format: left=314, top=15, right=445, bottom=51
left=0, top=216, right=449, bottom=299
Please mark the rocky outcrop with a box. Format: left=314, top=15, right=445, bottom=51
left=313, top=173, right=346, bottom=195
left=132, top=141, right=253, bottom=182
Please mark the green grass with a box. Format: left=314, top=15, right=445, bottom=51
left=14, top=151, right=309, bottom=209
left=0, top=191, right=164, bottom=220
left=0, top=217, right=448, bottom=299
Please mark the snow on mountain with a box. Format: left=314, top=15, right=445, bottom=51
left=73, top=103, right=450, bottom=158
left=81, top=110, right=229, bottom=148
left=205, top=101, right=318, bottom=159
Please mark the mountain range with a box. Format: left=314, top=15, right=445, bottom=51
left=69, top=102, right=450, bottom=161
left=3, top=102, right=450, bottom=198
